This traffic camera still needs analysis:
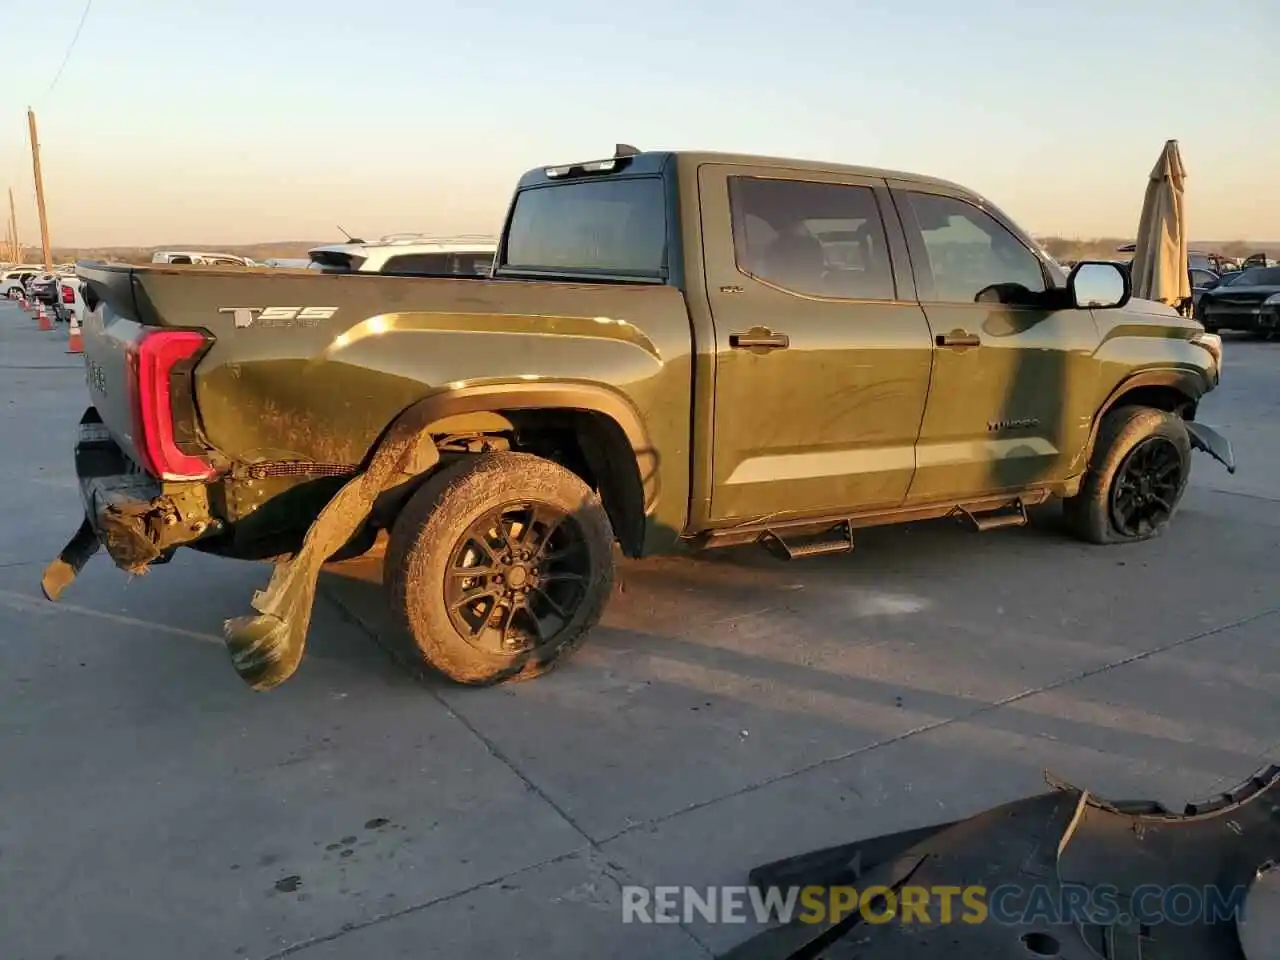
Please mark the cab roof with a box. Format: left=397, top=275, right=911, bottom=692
left=516, top=149, right=977, bottom=198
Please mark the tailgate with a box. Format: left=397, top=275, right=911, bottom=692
left=80, top=264, right=150, bottom=467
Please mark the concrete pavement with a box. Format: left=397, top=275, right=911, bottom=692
left=0, top=300, right=1276, bottom=958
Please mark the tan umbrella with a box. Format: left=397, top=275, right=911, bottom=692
left=1129, top=140, right=1190, bottom=309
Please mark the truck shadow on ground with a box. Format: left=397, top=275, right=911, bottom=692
left=313, top=494, right=1279, bottom=825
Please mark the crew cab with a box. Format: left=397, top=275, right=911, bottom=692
left=44, top=147, right=1232, bottom=693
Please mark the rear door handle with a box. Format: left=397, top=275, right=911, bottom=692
left=730, top=329, right=790, bottom=350
left=936, top=330, right=981, bottom=348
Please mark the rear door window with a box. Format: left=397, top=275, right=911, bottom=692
left=728, top=176, right=896, bottom=300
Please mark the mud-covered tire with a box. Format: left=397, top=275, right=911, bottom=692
left=1063, top=406, right=1191, bottom=545
left=385, top=452, right=615, bottom=686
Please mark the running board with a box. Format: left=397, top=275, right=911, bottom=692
left=953, top=499, right=1028, bottom=532
left=697, top=489, right=1053, bottom=552
left=760, top=521, right=853, bottom=560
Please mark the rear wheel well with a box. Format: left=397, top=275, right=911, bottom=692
left=423, top=409, right=646, bottom=558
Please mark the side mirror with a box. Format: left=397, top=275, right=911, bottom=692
left=1068, top=261, right=1130, bottom=309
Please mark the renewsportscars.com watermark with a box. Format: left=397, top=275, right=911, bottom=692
left=621, top=883, right=1250, bottom=927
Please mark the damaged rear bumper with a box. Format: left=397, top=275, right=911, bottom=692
left=41, top=410, right=217, bottom=600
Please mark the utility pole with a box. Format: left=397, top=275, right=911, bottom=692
left=27, top=107, right=53, bottom=271
left=7, top=187, right=18, bottom=263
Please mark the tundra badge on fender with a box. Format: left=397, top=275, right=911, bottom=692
left=217, top=306, right=338, bottom=328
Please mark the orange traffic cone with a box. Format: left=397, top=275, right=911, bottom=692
left=37, top=303, right=52, bottom=331
left=19, top=294, right=29, bottom=310
left=66, top=311, right=83, bottom=354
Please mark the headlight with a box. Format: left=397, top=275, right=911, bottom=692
left=1192, top=331, right=1223, bottom=374
left=1264, top=293, right=1280, bottom=306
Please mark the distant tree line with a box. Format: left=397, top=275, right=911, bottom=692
left=1038, top=237, right=1276, bottom=262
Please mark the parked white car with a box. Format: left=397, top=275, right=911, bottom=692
left=306, top=234, right=496, bottom=276
left=2, top=266, right=42, bottom=299
left=59, top=275, right=87, bottom=322
left=151, top=250, right=258, bottom=267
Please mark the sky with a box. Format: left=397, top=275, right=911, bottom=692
left=0, top=0, right=1276, bottom=248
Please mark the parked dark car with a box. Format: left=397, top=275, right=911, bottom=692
left=27, top=274, right=69, bottom=321
left=1196, top=266, right=1280, bottom=335
left=1190, top=267, right=1220, bottom=311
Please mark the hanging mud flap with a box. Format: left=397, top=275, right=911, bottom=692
left=721, top=763, right=1280, bottom=959
left=1186, top=422, right=1236, bottom=474
left=223, top=405, right=440, bottom=691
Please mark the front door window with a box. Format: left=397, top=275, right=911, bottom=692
left=905, top=192, right=1046, bottom=303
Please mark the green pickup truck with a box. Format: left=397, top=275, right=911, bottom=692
left=44, top=146, right=1233, bottom=692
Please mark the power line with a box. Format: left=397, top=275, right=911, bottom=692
left=45, top=0, right=95, bottom=96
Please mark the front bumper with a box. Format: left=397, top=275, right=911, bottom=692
left=41, top=409, right=216, bottom=600
left=1202, top=304, right=1275, bottom=330
left=727, top=764, right=1280, bottom=960
left=1187, top=421, right=1236, bottom=474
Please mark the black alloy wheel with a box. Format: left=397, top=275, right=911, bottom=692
left=444, top=502, right=592, bottom=656
left=1108, top=437, right=1185, bottom=539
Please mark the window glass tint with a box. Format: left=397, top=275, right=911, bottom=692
left=906, top=192, right=1045, bottom=302
left=450, top=252, right=494, bottom=276
left=1190, top=269, right=1216, bottom=287
left=728, top=177, right=895, bottom=300
left=1230, top=267, right=1280, bottom=286
left=504, top=177, right=666, bottom=276
left=380, top=253, right=451, bottom=275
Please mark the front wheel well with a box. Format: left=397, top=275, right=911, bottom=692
left=1081, top=382, right=1199, bottom=470
left=1104, top=384, right=1198, bottom=420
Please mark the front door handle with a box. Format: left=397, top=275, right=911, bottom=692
left=936, top=330, right=981, bottom=348
left=730, top=328, right=790, bottom=350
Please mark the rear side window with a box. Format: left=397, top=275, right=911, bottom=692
left=308, top=250, right=366, bottom=273
left=449, top=252, right=494, bottom=276
left=503, top=177, right=667, bottom=278
left=380, top=253, right=451, bottom=275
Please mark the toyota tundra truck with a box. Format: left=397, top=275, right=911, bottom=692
left=43, top=146, right=1234, bottom=692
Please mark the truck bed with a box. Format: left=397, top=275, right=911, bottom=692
left=77, top=259, right=694, bottom=490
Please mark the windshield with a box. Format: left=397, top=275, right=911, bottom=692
left=502, top=176, right=667, bottom=279
left=1227, top=267, right=1280, bottom=286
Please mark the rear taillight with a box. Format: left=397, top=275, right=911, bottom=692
left=125, top=329, right=216, bottom=481
left=61, top=284, right=75, bottom=304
